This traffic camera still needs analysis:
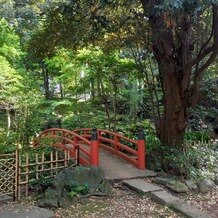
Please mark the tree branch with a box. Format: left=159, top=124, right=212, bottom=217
left=194, top=3, right=218, bottom=80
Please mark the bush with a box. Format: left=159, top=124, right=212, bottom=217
left=185, top=130, right=210, bottom=142
left=148, top=140, right=218, bottom=180
left=30, top=175, right=53, bottom=192
left=66, top=182, right=90, bottom=197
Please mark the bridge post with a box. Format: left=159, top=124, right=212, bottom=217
left=137, top=128, right=146, bottom=169
left=90, top=128, right=99, bottom=166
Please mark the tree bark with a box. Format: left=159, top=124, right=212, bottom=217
left=158, top=61, right=188, bottom=146
left=146, top=4, right=192, bottom=146
left=42, top=63, right=50, bottom=100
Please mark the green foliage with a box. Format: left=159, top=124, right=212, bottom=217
left=30, top=175, right=53, bottom=192
left=149, top=140, right=218, bottom=180
left=67, top=182, right=90, bottom=197
left=0, top=0, right=216, bottom=181
left=185, top=131, right=210, bottom=142
left=0, top=131, right=17, bottom=154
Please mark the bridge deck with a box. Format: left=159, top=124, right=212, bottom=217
left=99, top=148, right=156, bottom=180
left=66, top=142, right=156, bottom=180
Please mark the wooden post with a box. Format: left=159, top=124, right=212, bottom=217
left=114, top=135, right=120, bottom=151
left=36, top=153, right=39, bottom=180
left=90, top=128, right=99, bottom=166
left=15, top=149, right=19, bottom=201
left=25, top=153, right=29, bottom=197
left=50, top=151, right=53, bottom=176
left=137, top=128, right=146, bottom=169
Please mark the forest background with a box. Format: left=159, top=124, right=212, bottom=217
left=0, top=0, right=217, bottom=179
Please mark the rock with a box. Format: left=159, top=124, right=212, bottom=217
left=123, top=179, right=163, bottom=193
left=53, top=166, right=106, bottom=192
left=214, top=175, right=218, bottom=185
left=0, top=195, right=13, bottom=204
left=185, top=180, right=198, bottom=190
left=0, top=204, right=55, bottom=218
left=97, top=179, right=111, bottom=195
left=37, top=166, right=111, bottom=208
left=197, top=179, right=215, bottom=192
left=166, top=181, right=189, bottom=193
left=37, top=188, right=60, bottom=207
left=153, top=177, right=188, bottom=193
left=150, top=190, right=179, bottom=206
left=153, top=177, right=171, bottom=186
left=170, top=201, right=212, bottom=218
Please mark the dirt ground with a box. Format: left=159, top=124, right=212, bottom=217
left=3, top=181, right=216, bottom=218
left=55, top=182, right=179, bottom=218
left=181, top=187, right=218, bottom=218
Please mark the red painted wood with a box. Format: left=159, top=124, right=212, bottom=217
left=90, top=140, right=99, bottom=166
left=100, top=143, right=138, bottom=167
left=33, top=127, right=146, bottom=169
left=73, top=128, right=145, bottom=169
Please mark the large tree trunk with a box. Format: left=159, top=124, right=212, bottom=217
left=147, top=6, right=192, bottom=146
left=158, top=61, right=188, bottom=146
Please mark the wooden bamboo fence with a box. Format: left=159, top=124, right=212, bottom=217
left=0, top=147, right=78, bottom=201
left=0, top=153, right=16, bottom=196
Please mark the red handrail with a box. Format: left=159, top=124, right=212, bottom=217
left=74, top=128, right=146, bottom=169
left=32, top=128, right=92, bottom=165
left=33, top=128, right=145, bottom=169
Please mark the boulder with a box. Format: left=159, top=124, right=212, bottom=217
left=37, top=166, right=111, bottom=208
left=153, top=177, right=171, bottom=186
left=53, top=166, right=106, bottom=192
left=214, top=175, right=218, bottom=185
left=166, top=181, right=189, bottom=193
left=153, top=177, right=188, bottom=193
left=197, top=179, right=215, bottom=192
left=37, top=188, right=61, bottom=207
left=185, top=180, right=198, bottom=190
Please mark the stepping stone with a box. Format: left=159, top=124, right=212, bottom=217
left=166, top=181, right=188, bottom=193
left=0, top=204, right=54, bottom=218
left=0, top=195, right=13, bottom=204
left=170, top=201, right=212, bottom=218
left=123, top=179, right=163, bottom=193
left=150, top=190, right=179, bottom=206
left=153, top=177, right=171, bottom=186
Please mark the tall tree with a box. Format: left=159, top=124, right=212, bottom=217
left=27, top=0, right=218, bottom=146
left=140, top=1, right=218, bottom=146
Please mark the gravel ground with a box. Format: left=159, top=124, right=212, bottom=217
left=54, top=183, right=181, bottom=218
left=3, top=182, right=216, bottom=218
left=181, top=187, right=218, bottom=218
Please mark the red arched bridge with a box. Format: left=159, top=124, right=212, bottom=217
left=33, top=128, right=146, bottom=170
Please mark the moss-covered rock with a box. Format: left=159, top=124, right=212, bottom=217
left=37, top=166, right=111, bottom=208
left=166, top=181, right=188, bottom=193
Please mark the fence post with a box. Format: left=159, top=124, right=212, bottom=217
left=114, top=135, right=120, bottom=151
left=137, top=128, right=146, bottom=169
left=15, top=148, right=20, bottom=201
left=90, top=127, right=99, bottom=166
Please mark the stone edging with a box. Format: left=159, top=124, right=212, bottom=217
left=123, top=179, right=212, bottom=218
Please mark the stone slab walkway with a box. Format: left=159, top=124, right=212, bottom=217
left=78, top=144, right=157, bottom=180
left=123, top=179, right=163, bottom=193
left=99, top=149, right=157, bottom=180
left=0, top=195, right=13, bottom=204
left=123, top=178, right=212, bottom=218
left=0, top=204, right=54, bottom=218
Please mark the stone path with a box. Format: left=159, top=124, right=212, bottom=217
left=99, top=149, right=157, bottom=180
left=123, top=178, right=212, bottom=218
left=77, top=144, right=157, bottom=180
left=66, top=144, right=157, bottom=180
left=0, top=195, right=13, bottom=204
left=0, top=203, right=54, bottom=218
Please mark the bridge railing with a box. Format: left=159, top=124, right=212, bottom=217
left=32, top=128, right=92, bottom=166
left=74, top=128, right=146, bottom=169
left=33, top=127, right=146, bottom=169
